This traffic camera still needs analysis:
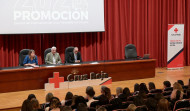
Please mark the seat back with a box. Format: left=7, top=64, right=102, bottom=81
left=173, top=99, right=190, bottom=111
left=125, top=44, right=138, bottom=59
left=44, top=48, right=51, bottom=62
left=65, top=47, right=74, bottom=63
left=19, top=49, right=30, bottom=66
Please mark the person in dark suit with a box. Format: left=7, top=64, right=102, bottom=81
left=68, top=47, right=82, bottom=63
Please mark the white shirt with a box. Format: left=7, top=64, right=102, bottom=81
left=53, top=55, right=56, bottom=64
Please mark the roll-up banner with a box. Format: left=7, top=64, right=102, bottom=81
left=167, top=24, right=184, bottom=69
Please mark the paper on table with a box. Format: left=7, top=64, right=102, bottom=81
left=45, top=65, right=56, bottom=68
left=24, top=67, right=34, bottom=69
left=90, top=62, right=99, bottom=64
left=71, top=64, right=81, bottom=66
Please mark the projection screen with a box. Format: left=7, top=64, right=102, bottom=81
left=0, top=0, right=105, bottom=34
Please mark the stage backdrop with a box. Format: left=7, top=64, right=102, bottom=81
left=0, top=0, right=190, bottom=68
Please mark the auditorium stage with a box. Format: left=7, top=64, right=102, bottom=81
left=0, top=59, right=156, bottom=93
left=0, top=66, right=190, bottom=111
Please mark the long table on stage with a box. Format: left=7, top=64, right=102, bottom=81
left=0, top=59, right=156, bottom=93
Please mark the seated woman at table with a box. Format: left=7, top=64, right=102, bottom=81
left=23, top=50, right=38, bottom=67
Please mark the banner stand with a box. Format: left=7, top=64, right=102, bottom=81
left=167, top=24, right=184, bottom=69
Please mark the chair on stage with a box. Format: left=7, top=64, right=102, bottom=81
left=65, top=46, right=74, bottom=63
left=19, top=49, right=30, bottom=66
left=125, top=44, right=140, bottom=59
left=44, top=48, right=51, bottom=62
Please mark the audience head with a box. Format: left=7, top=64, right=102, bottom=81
left=61, top=106, right=72, bottom=111
left=51, top=46, right=57, bottom=54
left=146, top=98, right=157, bottom=111
left=73, top=47, right=79, bottom=54
left=139, top=83, right=149, bottom=94
left=188, top=78, right=190, bottom=88
left=46, top=92, right=53, bottom=103
left=97, top=106, right=107, bottom=111
left=148, top=82, right=156, bottom=90
left=101, top=86, right=107, bottom=94
left=163, top=81, right=171, bottom=88
left=77, top=103, right=88, bottom=111
left=134, top=83, right=140, bottom=92
left=175, top=90, right=181, bottom=100
left=116, top=87, right=123, bottom=96
left=123, top=87, right=131, bottom=97
left=86, top=87, right=95, bottom=99
left=103, top=87, right=112, bottom=100
left=27, top=94, right=36, bottom=101
left=75, top=96, right=87, bottom=107
left=86, top=86, right=94, bottom=92
left=177, top=80, right=184, bottom=86
left=135, top=105, right=148, bottom=111
left=50, top=97, right=61, bottom=109
left=173, top=82, right=183, bottom=92
left=187, top=89, right=190, bottom=99
left=21, top=99, right=32, bottom=111
left=154, top=93, right=164, bottom=103
left=127, top=104, right=137, bottom=111
left=28, top=50, right=35, bottom=58
left=65, top=92, right=73, bottom=101
left=31, top=99, right=40, bottom=110
left=110, top=98, right=122, bottom=109
left=157, top=99, right=169, bottom=111
left=133, top=96, right=144, bottom=106
left=71, top=95, right=78, bottom=106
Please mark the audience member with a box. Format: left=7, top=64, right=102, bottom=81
left=157, top=99, right=169, bottom=111
left=127, top=104, right=137, bottom=111
left=61, top=92, right=73, bottom=106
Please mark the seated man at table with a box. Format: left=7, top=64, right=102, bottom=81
left=67, top=47, right=82, bottom=63
left=45, top=46, right=62, bottom=64
left=23, top=50, right=38, bottom=67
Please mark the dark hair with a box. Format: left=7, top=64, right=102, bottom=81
left=175, top=90, right=181, bottom=100
left=146, top=98, right=157, bottom=111
left=61, top=106, right=72, bottom=111
left=50, top=97, right=61, bottom=109
left=157, top=99, right=169, bottom=111
left=65, top=92, right=73, bottom=101
left=148, top=82, right=156, bottom=90
left=86, top=88, right=95, bottom=98
left=28, top=50, right=35, bottom=59
left=134, top=83, right=140, bottom=92
left=86, top=86, right=94, bottom=92
left=77, top=103, right=88, bottom=111
left=163, top=81, right=171, bottom=88
left=31, top=99, right=40, bottom=110
left=21, top=99, right=33, bottom=111
left=103, top=87, right=112, bottom=100
left=139, top=83, right=149, bottom=94
left=133, top=96, right=145, bottom=106
left=110, top=98, right=122, bottom=110
left=27, top=94, right=36, bottom=101
left=187, top=89, right=190, bottom=99
left=46, top=92, right=53, bottom=102
left=155, top=93, right=164, bottom=103
left=123, top=87, right=131, bottom=98
left=75, top=96, right=87, bottom=107
left=97, top=107, right=107, bottom=111
left=177, top=80, right=184, bottom=86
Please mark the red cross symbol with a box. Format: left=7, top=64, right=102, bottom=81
left=49, top=72, right=64, bottom=88
left=174, top=28, right=178, bottom=33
